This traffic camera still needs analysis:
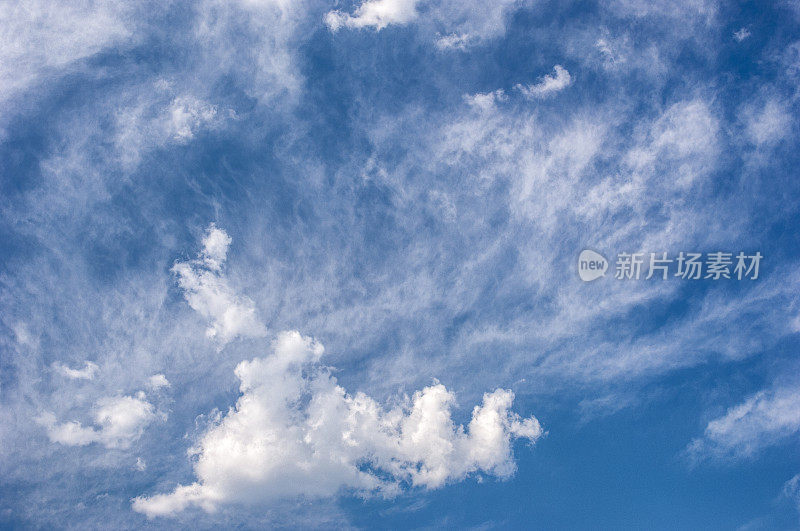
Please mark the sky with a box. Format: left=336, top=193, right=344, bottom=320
left=1, top=0, right=800, bottom=528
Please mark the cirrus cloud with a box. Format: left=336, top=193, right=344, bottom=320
left=688, top=386, right=800, bottom=460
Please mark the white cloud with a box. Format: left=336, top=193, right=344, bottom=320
left=113, top=89, right=231, bottom=169
left=54, top=361, right=99, bottom=380
left=11, top=322, right=38, bottom=349
left=623, top=98, right=719, bottom=189
left=147, top=374, right=171, bottom=390
left=195, top=0, right=304, bottom=103
left=595, top=38, right=625, bottom=66
left=200, top=223, right=232, bottom=271
left=589, top=32, right=667, bottom=77
left=172, top=224, right=266, bottom=345
left=648, top=99, right=719, bottom=156
left=436, top=33, right=474, bottom=50
left=741, top=98, right=792, bottom=146
left=688, top=386, right=800, bottom=459
left=168, top=96, right=219, bottom=142
left=326, top=0, right=524, bottom=45
left=463, top=90, right=506, bottom=112
left=733, top=27, right=751, bottom=42
left=784, top=474, right=800, bottom=514
left=431, top=0, right=527, bottom=47
left=0, top=1, right=134, bottom=113
left=605, top=0, right=717, bottom=25
left=515, top=65, right=573, bottom=98
left=325, top=0, right=419, bottom=31
left=422, top=90, right=790, bottom=390
left=37, top=392, right=159, bottom=450
left=132, top=330, right=541, bottom=517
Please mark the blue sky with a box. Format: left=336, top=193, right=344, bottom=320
left=1, top=0, right=800, bottom=528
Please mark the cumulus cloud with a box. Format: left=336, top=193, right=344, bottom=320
left=132, top=330, right=542, bottom=517
left=325, top=0, right=419, bottom=31
left=688, top=386, right=800, bottom=459
left=515, top=65, right=572, bottom=98
left=54, top=361, right=99, bottom=380
left=37, top=392, right=159, bottom=450
left=147, top=374, right=171, bottom=390
left=171, top=224, right=266, bottom=345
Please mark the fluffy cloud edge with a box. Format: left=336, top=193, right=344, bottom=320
left=515, top=65, right=572, bottom=98
left=132, top=329, right=542, bottom=518
left=171, top=224, right=266, bottom=346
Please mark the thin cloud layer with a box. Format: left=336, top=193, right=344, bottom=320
left=784, top=474, right=800, bottom=514
left=0, top=1, right=135, bottom=112
left=688, top=386, right=800, bottom=459
left=515, top=65, right=573, bottom=98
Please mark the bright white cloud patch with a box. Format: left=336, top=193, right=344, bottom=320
left=172, top=224, right=266, bottom=345
left=168, top=96, right=219, bottom=142
left=199, top=224, right=232, bottom=271
left=132, top=330, right=542, bottom=517
left=147, top=374, right=171, bottom=390
left=54, top=361, right=99, bottom=380
left=325, top=0, right=419, bottom=31
left=688, top=387, right=800, bottom=459
left=463, top=90, right=507, bottom=112
left=515, top=65, right=572, bottom=98
left=325, top=0, right=522, bottom=45
left=38, top=392, right=159, bottom=449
